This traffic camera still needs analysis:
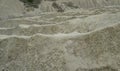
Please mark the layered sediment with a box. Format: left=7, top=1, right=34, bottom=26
left=0, top=0, right=120, bottom=71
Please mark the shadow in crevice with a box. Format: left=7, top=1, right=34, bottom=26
left=19, top=0, right=42, bottom=8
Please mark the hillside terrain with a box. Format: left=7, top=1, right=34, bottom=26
left=0, top=0, right=120, bottom=71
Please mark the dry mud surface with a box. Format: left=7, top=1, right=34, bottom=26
left=0, top=0, right=120, bottom=71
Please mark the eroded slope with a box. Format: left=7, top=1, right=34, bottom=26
left=0, top=6, right=120, bottom=71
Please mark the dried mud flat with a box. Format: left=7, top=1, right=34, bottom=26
left=0, top=0, right=120, bottom=71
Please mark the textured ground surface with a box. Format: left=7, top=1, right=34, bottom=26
left=0, top=0, right=120, bottom=71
